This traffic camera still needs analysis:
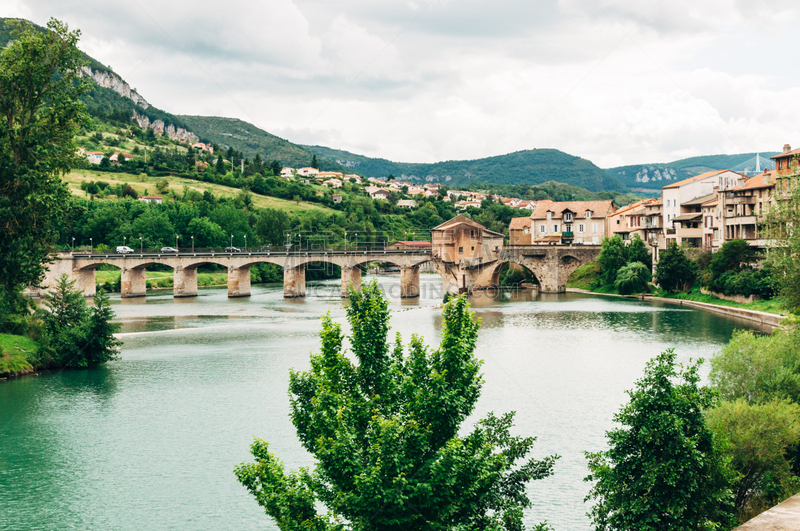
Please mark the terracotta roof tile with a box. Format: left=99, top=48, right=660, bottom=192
left=662, top=170, right=730, bottom=189
left=509, top=217, right=532, bottom=230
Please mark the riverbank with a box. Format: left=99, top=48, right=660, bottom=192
left=566, top=288, right=787, bottom=329
left=0, top=333, right=38, bottom=377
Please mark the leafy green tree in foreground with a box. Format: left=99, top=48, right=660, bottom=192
left=236, top=283, right=558, bottom=530
left=585, top=350, right=735, bottom=531
left=0, top=18, right=89, bottom=308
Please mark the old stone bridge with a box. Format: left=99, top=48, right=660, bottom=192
left=39, top=244, right=599, bottom=300
left=38, top=215, right=600, bottom=299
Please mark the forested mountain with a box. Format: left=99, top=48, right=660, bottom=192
left=304, top=145, right=628, bottom=192
left=606, top=152, right=779, bottom=191
left=177, top=116, right=348, bottom=172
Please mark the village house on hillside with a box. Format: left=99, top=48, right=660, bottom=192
left=365, top=186, right=391, bottom=200
left=297, top=167, right=319, bottom=176
left=526, top=200, right=616, bottom=245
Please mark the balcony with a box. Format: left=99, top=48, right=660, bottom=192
left=676, top=227, right=703, bottom=239
left=666, top=228, right=676, bottom=235
left=561, top=231, right=574, bottom=238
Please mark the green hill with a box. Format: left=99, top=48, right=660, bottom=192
left=303, top=145, right=628, bottom=192
left=606, top=152, right=779, bottom=191
left=177, top=115, right=348, bottom=171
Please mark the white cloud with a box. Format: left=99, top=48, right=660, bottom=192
left=7, top=0, right=800, bottom=167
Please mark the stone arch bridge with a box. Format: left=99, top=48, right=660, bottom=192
left=39, top=245, right=600, bottom=300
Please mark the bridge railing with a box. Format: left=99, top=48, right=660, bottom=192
left=69, top=246, right=433, bottom=258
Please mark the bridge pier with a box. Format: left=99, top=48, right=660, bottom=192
left=341, top=266, right=361, bottom=298
left=74, top=269, right=97, bottom=297
left=174, top=267, right=198, bottom=298
left=400, top=266, right=420, bottom=298
left=228, top=266, right=251, bottom=298
left=284, top=266, right=305, bottom=298
left=121, top=268, right=146, bottom=298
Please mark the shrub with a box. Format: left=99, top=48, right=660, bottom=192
left=614, top=261, right=651, bottom=295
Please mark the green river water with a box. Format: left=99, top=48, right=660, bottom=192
left=0, top=275, right=767, bottom=530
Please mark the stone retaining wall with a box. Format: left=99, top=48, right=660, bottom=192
left=700, top=288, right=762, bottom=305
left=566, top=288, right=785, bottom=330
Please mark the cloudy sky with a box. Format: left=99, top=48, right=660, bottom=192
left=4, top=0, right=800, bottom=167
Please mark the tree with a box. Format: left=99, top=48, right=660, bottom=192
left=38, top=274, right=119, bottom=369
left=255, top=208, right=290, bottom=246
left=614, top=261, right=651, bottom=295
left=654, top=242, right=696, bottom=292
left=706, top=398, right=800, bottom=513
left=76, top=288, right=121, bottom=367
left=215, top=155, right=225, bottom=174
left=0, top=18, right=89, bottom=306
left=311, top=154, right=318, bottom=169
left=762, top=173, right=800, bottom=313
left=626, top=234, right=651, bottom=268
left=585, top=350, right=735, bottom=531
left=187, top=217, right=226, bottom=248
left=235, top=283, right=558, bottom=530
left=597, top=235, right=627, bottom=285
left=709, top=328, right=800, bottom=410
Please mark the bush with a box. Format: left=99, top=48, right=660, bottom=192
left=614, top=261, right=651, bottom=295
left=655, top=242, right=696, bottom=292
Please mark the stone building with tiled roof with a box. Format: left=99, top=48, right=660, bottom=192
left=529, top=200, right=615, bottom=245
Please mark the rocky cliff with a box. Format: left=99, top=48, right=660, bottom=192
left=132, top=110, right=198, bottom=144
left=81, top=66, right=150, bottom=109
left=81, top=66, right=199, bottom=143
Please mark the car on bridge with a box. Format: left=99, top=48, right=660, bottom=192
left=224, top=246, right=241, bottom=253
left=160, top=247, right=179, bottom=253
left=115, top=246, right=134, bottom=254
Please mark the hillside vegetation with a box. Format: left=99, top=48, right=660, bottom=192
left=178, top=115, right=348, bottom=171
left=305, top=145, right=628, bottom=192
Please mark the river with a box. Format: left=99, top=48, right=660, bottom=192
left=0, top=275, right=768, bottom=530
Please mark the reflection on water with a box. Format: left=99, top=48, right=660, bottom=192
left=1, top=275, right=766, bottom=530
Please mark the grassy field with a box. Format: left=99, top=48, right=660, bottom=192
left=566, top=261, right=601, bottom=290
left=0, top=333, right=38, bottom=376
left=64, top=169, right=336, bottom=213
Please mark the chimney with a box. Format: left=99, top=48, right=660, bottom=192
left=784, top=144, right=792, bottom=153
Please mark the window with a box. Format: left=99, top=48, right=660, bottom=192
left=564, top=213, right=572, bottom=222
left=470, top=230, right=475, bottom=237
left=471, top=246, right=474, bottom=251
left=579, top=224, right=585, bottom=233
left=616, top=219, right=620, bottom=224
left=585, top=210, right=592, bottom=218
left=458, top=247, right=463, bottom=253
left=592, top=223, right=598, bottom=233
left=553, top=225, right=559, bottom=232
left=539, top=225, right=546, bottom=233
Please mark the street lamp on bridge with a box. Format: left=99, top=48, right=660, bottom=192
left=89, top=237, right=93, bottom=253
left=244, top=235, right=247, bottom=253
left=191, top=235, right=194, bottom=253
left=139, top=235, right=143, bottom=254
left=176, top=234, right=180, bottom=251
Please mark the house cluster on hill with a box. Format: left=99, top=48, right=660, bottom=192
left=445, top=190, right=534, bottom=211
